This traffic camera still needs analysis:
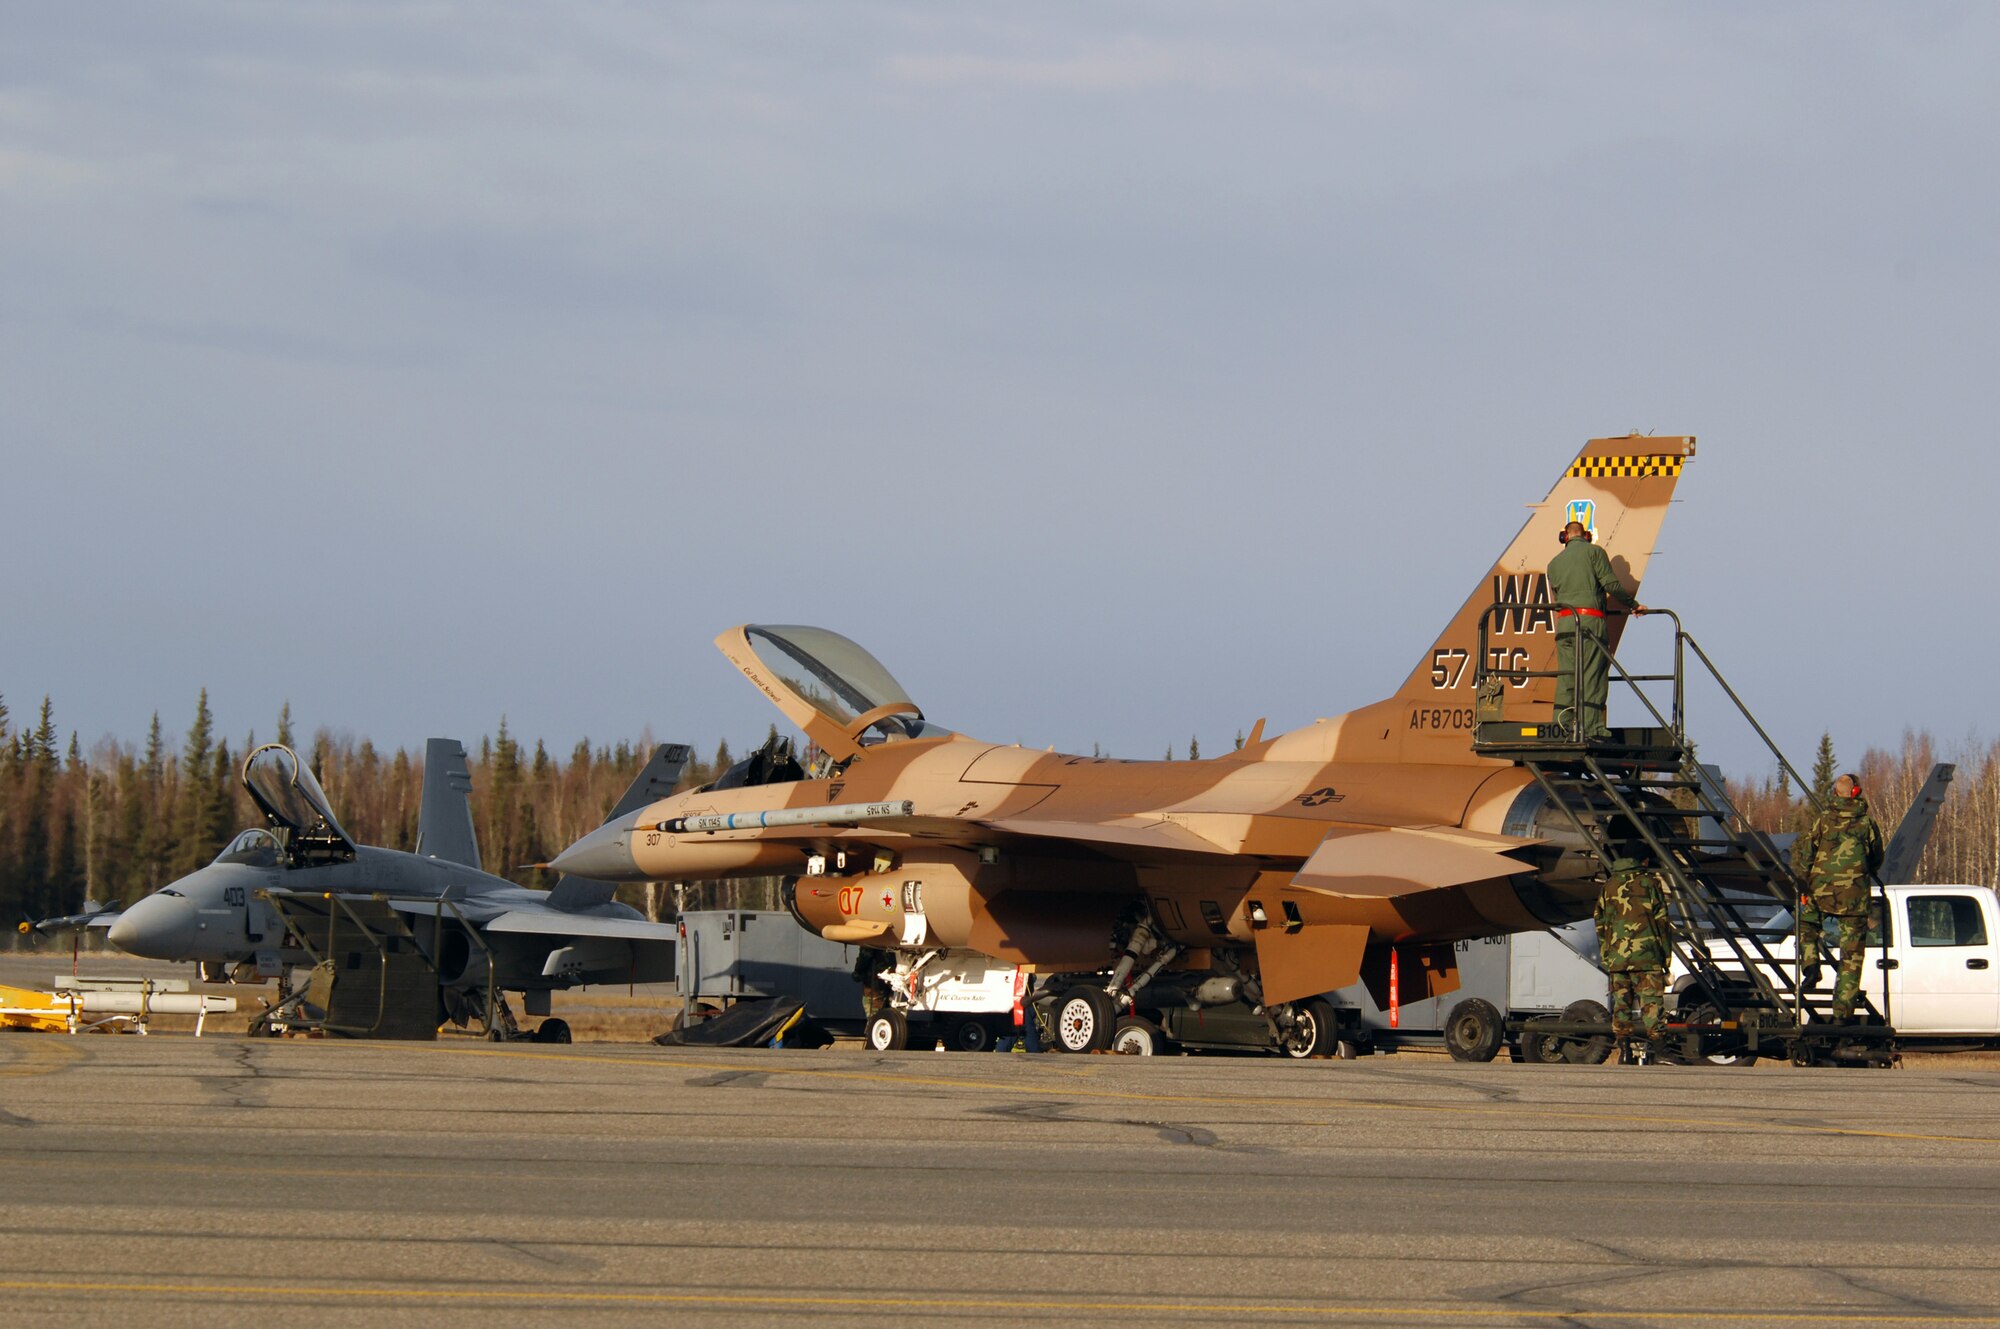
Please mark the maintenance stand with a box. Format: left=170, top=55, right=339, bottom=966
left=1472, top=605, right=1895, bottom=1067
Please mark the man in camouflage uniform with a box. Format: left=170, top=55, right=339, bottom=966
left=853, top=946, right=892, bottom=1020
left=1547, top=520, right=1648, bottom=740
left=1593, top=851, right=1672, bottom=1062
left=1792, top=773, right=1885, bottom=1020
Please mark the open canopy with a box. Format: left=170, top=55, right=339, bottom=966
left=718, top=625, right=949, bottom=761
left=241, top=743, right=357, bottom=863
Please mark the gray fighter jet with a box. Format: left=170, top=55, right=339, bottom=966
left=102, top=739, right=686, bottom=1041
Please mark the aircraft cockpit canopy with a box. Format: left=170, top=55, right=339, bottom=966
left=213, top=827, right=282, bottom=866
left=241, top=743, right=358, bottom=864
left=742, top=625, right=950, bottom=748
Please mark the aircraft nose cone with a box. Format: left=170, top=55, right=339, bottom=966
left=549, top=815, right=641, bottom=880
left=106, top=893, right=197, bottom=960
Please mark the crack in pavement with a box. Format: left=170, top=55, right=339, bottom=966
left=483, top=1238, right=603, bottom=1272
left=195, top=1042, right=269, bottom=1111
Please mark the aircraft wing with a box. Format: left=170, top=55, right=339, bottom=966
left=480, top=911, right=678, bottom=942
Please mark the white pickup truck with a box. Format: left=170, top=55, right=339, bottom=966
left=1676, top=883, right=2000, bottom=1043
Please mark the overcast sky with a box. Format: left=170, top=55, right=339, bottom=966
left=4, top=3, right=1996, bottom=778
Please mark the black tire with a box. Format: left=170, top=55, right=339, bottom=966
left=1053, top=988, right=1116, bottom=1053
left=533, top=1017, right=572, bottom=1045
left=1519, top=1028, right=1569, bottom=1065
left=1560, top=1000, right=1615, bottom=1065
left=948, top=1018, right=993, bottom=1053
left=1279, top=997, right=1339, bottom=1059
left=865, top=1008, right=908, bottom=1051
left=1111, top=1017, right=1163, bottom=1055
left=1444, top=997, right=1505, bottom=1063
left=1684, top=1003, right=1758, bottom=1067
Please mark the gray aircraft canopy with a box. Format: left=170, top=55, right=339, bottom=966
left=242, top=743, right=356, bottom=864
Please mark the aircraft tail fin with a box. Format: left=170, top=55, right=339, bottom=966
left=1300, top=436, right=1694, bottom=766
left=605, top=744, right=693, bottom=823
left=416, top=738, right=482, bottom=868
left=1881, top=763, right=1956, bottom=883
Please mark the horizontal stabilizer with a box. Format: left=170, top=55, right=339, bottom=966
left=1291, top=825, right=1540, bottom=898
left=416, top=738, right=482, bottom=869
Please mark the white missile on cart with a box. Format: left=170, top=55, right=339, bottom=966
left=64, top=991, right=238, bottom=1017
left=657, top=800, right=915, bottom=834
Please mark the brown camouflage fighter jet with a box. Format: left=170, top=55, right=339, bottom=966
left=552, top=436, right=1694, bottom=1053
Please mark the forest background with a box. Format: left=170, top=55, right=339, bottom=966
left=3, top=689, right=1996, bottom=939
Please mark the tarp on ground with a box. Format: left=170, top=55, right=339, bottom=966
left=653, top=996, right=832, bottom=1049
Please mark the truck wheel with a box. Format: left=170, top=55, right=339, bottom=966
left=1444, top=998, right=1505, bottom=1062
left=1054, top=988, right=1116, bottom=1053
left=865, top=1008, right=908, bottom=1051
left=1519, top=1029, right=1569, bottom=1065
left=1111, top=1017, right=1163, bottom=1055
left=1559, top=1000, right=1614, bottom=1065
left=948, top=1018, right=993, bottom=1052
left=1279, top=997, right=1338, bottom=1058
left=1685, top=1003, right=1757, bottom=1066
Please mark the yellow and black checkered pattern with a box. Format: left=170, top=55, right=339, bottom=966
left=1567, top=455, right=1684, bottom=478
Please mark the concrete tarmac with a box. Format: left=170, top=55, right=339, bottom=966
left=1, top=1032, right=1997, bottom=1328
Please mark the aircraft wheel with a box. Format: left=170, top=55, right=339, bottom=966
left=1559, top=1000, right=1615, bottom=1065
left=1279, top=997, right=1339, bottom=1059
left=948, top=1018, right=993, bottom=1053
left=1111, top=1017, right=1163, bottom=1055
left=1443, top=998, right=1505, bottom=1063
left=533, top=1018, right=572, bottom=1045
left=1053, top=988, right=1116, bottom=1053
left=865, top=1008, right=909, bottom=1051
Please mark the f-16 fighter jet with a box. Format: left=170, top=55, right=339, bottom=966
left=552, top=436, right=1694, bottom=1054
left=102, top=739, right=685, bottom=1040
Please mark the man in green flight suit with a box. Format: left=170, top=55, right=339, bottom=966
left=1593, top=850, right=1673, bottom=1063
left=1792, top=772, right=1885, bottom=1020
left=1547, top=520, right=1648, bottom=740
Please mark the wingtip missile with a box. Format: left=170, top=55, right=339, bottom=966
left=656, top=800, right=915, bottom=835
